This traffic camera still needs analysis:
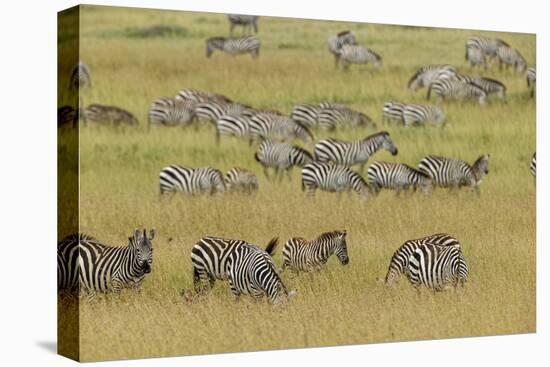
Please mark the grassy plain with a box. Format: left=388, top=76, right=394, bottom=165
left=58, top=5, right=535, bottom=361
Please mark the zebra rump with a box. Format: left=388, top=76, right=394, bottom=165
left=301, top=162, right=372, bottom=196
left=367, top=161, right=432, bottom=194
left=82, top=104, right=139, bottom=126
left=159, top=165, right=226, bottom=194
left=225, top=167, right=259, bottom=192
left=148, top=97, right=196, bottom=128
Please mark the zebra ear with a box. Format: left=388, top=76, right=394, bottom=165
left=133, top=228, right=141, bottom=239
left=341, top=230, right=347, bottom=237
left=149, top=228, right=156, bottom=241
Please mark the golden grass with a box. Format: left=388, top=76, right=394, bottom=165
left=58, top=5, right=535, bottom=362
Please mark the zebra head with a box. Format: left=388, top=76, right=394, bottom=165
left=206, top=37, right=225, bottom=58
left=380, top=133, right=398, bottom=156
left=131, top=228, right=155, bottom=274
left=333, top=230, right=349, bottom=265
left=356, top=112, right=375, bottom=128
left=472, top=154, right=490, bottom=184
left=407, top=70, right=423, bottom=91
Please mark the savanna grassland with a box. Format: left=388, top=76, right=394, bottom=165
left=58, top=5, right=536, bottom=362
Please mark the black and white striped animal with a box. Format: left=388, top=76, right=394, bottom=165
left=314, top=131, right=397, bottom=171
left=159, top=165, right=226, bottom=194
left=148, top=97, right=196, bottom=129
left=407, top=64, right=457, bottom=91
left=227, top=14, right=259, bottom=36
left=254, top=139, right=313, bottom=179
left=418, top=154, right=490, bottom=192
left=427, top=79, right=488, bottom=105
left=82, top=104, right=139, bottom=126
left=68, top=61, right=91, bottom=90
left=57, top=230, right=155, bottom=297
left=530, top=152, right=536, bottom=178
left=301, top=162, right=371, bottom=196
left=318, top=106, right=375, bottom=130
left=206, top=36, right=260, bottom=58
left=455, top=74, right=507, bottom=101
left=290, top=102, right=348, bottom=127
left=282, top=230, right=349, bottom=272
left=496, top=45, right=528, bottom=72
left=176, top=89, right=232, bottom=104
left=402, top=103, right=445, bottom=126
left=250, top=113, right=313, bottom=142
left=328, top=31, right=357, bottom=67
left=337, top=44, right=382, bottom=70
left=465, top=45, right=486, bottom=68
left=224, top=167, right=259, bottom=193
left=195, top=101, right=251, bottom=125
left=367, top=161, right=432, bottom=194
left=382, top=101, right=405, bottom=124
left=527, top=67, right=536, bottom=97
left=215, top=114, right=253, bottom=142
left=465, top=36, right=509, bottom=64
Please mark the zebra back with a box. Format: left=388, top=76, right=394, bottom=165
left=148, top=97, right=196, bottom=128
left=301, top=162, right=371, bottom=196
left=224, top=167, right=259, bottom=192
left=282, top=230, right=348, bottom=272
left=159, top=165, right=226, bottom=194
left=83, top=104, right=139, bottom=126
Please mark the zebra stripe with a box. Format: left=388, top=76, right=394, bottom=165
left=254, top=139, right=313, bottom=179
left=465, top=44, right=486, bottom=68
left=527, top=67, right=536, bottom=97
left=382, top=101, right=405, bottom=124
left=159, top=165, right=226, bottom=194
left=455, top=74, right=507, bottom=101
left=418, top=154, right=490, bottom=192
left=225, top=167, right=259, bottom=193
left=367, top=161, right=432, bottom=194
left=466, top=36, right=509, bottom=60
left=530, top=153, right=536, bottom=178
left=250, top=113, right=313, bottom=142
left=496, top=45, right=528, bottom=72
left=314, top=131, right=397, bottom=171
left=206, top=36, right=260, bottom=58
left=407, top=64, right=457, bottom=91
left=317, top=106, right=375, bottom=130
left=176, top=89, right=232, bottom=104
left=427, top=79, right=487, bottom=104
left=338, top=44, right=382, bottom=70
left=328, top=31, right=357, bottom=67
left=82, top=104, right=139, bottom=126
left=282, top=230, right=349, bottom=272
left=194, top=101, right=251, bottom=124
left=148, top=97, right=196, bottom=128
left=227, top=14, right=259, bottom=36
left=301, top=162, right=371, bottom=196
left=68, top=61, right=91, bottom=90
left=215, top=114, right=253, bottom=142
left=290, top=104, right=321, bottom=128
left=402, top=103, right=445, bottom=126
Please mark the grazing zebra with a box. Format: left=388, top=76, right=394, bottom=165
left=402, top=103, right=445, bottom=127
left=250, top=113, right=313, bottom=142
left=301, top=162, right=371, bottom=197
left=382, top=101, right=405, bottom=124
left=328, top=30, right=357, bottom=67
left=314, top=131, right=398, bottom=171
left=290, top=104, right=322, bottom=128
left=159, top=165, right=225, bottom=195
left=496, top=45, right=528, bottom=72
left=215, top=114, right=254, bottom=142
left=58, top=105, right=79, bottom=127
left=68, top=61, right=91, bottom=90
left=527, top=67, right=536, bottom=97
left=82, top=104, right=139, bottom=126
left=148, top=97, right=196, bottom=129
left=427, top=79, right=488, bottom=105
left=367, top=161, right=432, bottom=194
left=337, top=44, right=382, bottom=70
left=282, top=230, right=349, bottom=272
left=465, top=36, right=509, bottom=63
left=57, top=229, right=155, bottom=297
left=407, top=64, right=457, bottom=91
left=224, top=167, right=259, bottom=193
left=176, top=89, right=232, bottom=104
left=408, top=242, right=469, bottom=290
left=418, top=154, right=490, bottom=192
left=206, top=36, right=260, bottom=58
left=318, top=106, right=375, bottom=130
left=455, top=74, right=507, bottom=101
left=530, top=153, right=536, bottom=178
left=227, top=14, right=259, bottom=36
left=196, top=101, right=252, bottom=125
left=465, top=45, right=486, bottom=68
left=384, top=233, right=461, bottom=286
left=254, top=139, right=313, bottom=179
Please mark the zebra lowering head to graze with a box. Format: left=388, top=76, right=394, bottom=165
left=418, top=154, right=490, bottom=193
left=206, top=36, right=260, bottom=58
left=82, top=104, right=139, bottom=126
left=496, top=45, right=528, bottom=73
left=367, top=161, right=432, bottom=195
left=402, top=103, right=445, bottom=127
left=407, top=64, right=457, bottom=91
left=382, top=101, right=405, bottom=124
left=318, top=106, right=375, bottom=130
left=148, top=97, right=196, bottom=129
left=530, top=152, right=536, bottom=178
left=224, top=167, right=259, bottom=193
left=455, top=74, right=507, bottom=102
left=250, top=113, right=313, bottom=142
left=195, top=101, right=252, bottom=125
left=337, top=44, right=382, bottom=70
left=384, top=233, right=461, bottom=286
left=427, top=79, right=488, bottom=105
left=255, top=139, right=313, bottom=180
left=527, top=67, right=536, bottom=97
left=68, top=61, right=91, bottom=90
left=215, top=114, right=254, bottom=143
left=227, top=14, right=259, bottom=36
left=57, top=229, right=155, bottom=298
left=291, top=103, right=322, bottom=128
left=328, top=30, right=357, bottom=67
left=314, top=131, right=398, bottom=172
left=465, top=36, right=509, bottom=63
left=465, top=45, right=486, bottom=68
left=176, top=89, right=233, bottom=104
left=301, top=162, right=372, bottom=197
left=282, top=230, right=349, bottom=273
left=159, top=165, right=225, bottom=195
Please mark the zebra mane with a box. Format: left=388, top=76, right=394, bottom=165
left=364, top=131, right=389, bottom=141
left=315, top=230, right=345, bottom=242
left=407, top=70, right=422, bottom=88
left=337, top=30, right=353, bottom=37
left=478, top=77, right=505, bottom=87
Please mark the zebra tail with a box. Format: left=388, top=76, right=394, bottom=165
left=254, top=152, right=260, bottom=162
left=426, top=84, right=433, bottom=100
left=265, top=237, right=279, bottom=255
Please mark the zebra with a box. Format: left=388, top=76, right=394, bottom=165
left=227, top=14, right=259, bottom=36
left=301, top=162, right=372, bottom=197
left=407, top=64, right=457, bottom=91
left=465, top=36, right=509, bottom=64
left=328, top=30, right=357, bottom=67
left=224, top=167, right=259, bottom=193
left=159, top=165, right=226, bottom=195
left=427, top=79, right=488, bottom=105
left=455, top=74, right=507, bottom=101
left=314, top=131, right=398, bottom=171
left=282, top=230, right=349, bottom=272
left=367, top=161, right=432, bottom=194
left=418, top=154, right=490, bottom=192
left=254, top=139, right=314, bottom=179
left=496, top=45, right=528, bottom=72
left=148, top=97, right=196, bottom=129
left=82, top=104, right=139, bottom=126
left=337, top=44, right=382, bottom=70
left=384, top=233, right=462, bottom=286
left=530, top=152, right=536, bottom=178
left=58, top=105, right=79, bottom=127
left=290, top=104, right=322, bottom=128
left=465, top=44, right=486, bottom=68
left=382, top=101, right=405, bottom=124
left=196, top=101, right=252, bottom=125
left=317, top=106, right=375, bottom=130
left=176, top=89, right=232, bottom=104
left=402, top=103, right=445, bottom=127
left=68, top=61, right=91, bottom=90
left=57, top=229, right=155, bottom=297
left=249, top=113, right=313, bottom=142
left=408, top=242, right=469, bottom=290
left=527, top=67, right=536, bottom=97
left=206, top=36, right=260, bottom=58
left=215, top=114, right=254, bottom=142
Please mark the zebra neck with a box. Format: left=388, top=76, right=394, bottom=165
left=120, top=244, right=144, bottom=279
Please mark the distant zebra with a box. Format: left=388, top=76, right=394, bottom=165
left=194, top=101, right=251, bottom=125
left=530, top=153, right=536, bottom=178
left=314, top=131, right=398, bottom=171
left=466, top=36, right=509, bottom=63
left=282, top=230, right=349, bottom=272
left=407, top=64, right=457, bottom=91
left=367, top=161, right=432, bottom=194
left=82, top=104, right=139, bottom=126
left=337, top=44, right=382, bottom=70
left=148, top=97, right=196, bottom=129
left=57, top=229, right=155, bottom=297
left=328, top=31, right=357, bottom=67
left=290, top=104, right=322, bottom=128
left=385, top=233, right=461, bottom=286
left=402, top=103, right=445, bottom=126
left=382, top=101, right=405, bottom=124
left=418, top=154, right=490, bottom=192
left=318, top=106, right=375, bottom=130
left=250, top=113, right=313, bottom=142
left=496, top=45, right=528, bottom=72
left=176, top=89, right=232, bottom=104
left=215, top=114, right=253, bottom=142
left=465, top=45, right=486, bottom=68
left=527, top=67, right=536, bottom=97
left=68, top=61, right=91, bottom=90
left=159, top=165, right=225, bottom=194
left=227, top=14, right=259, bottom=36
left=455, top=74, right=507, bottom=101
left=225, top=167, right=259, bottom=193
left=254, top=139, right=313, bottom=179
left=427, top=79, right=487, bottom=105
left=58, top=105, right=79, bottom=127
left=301, top=162, right=371, bottom=196
left=206, top=36, right=260, bottom=58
